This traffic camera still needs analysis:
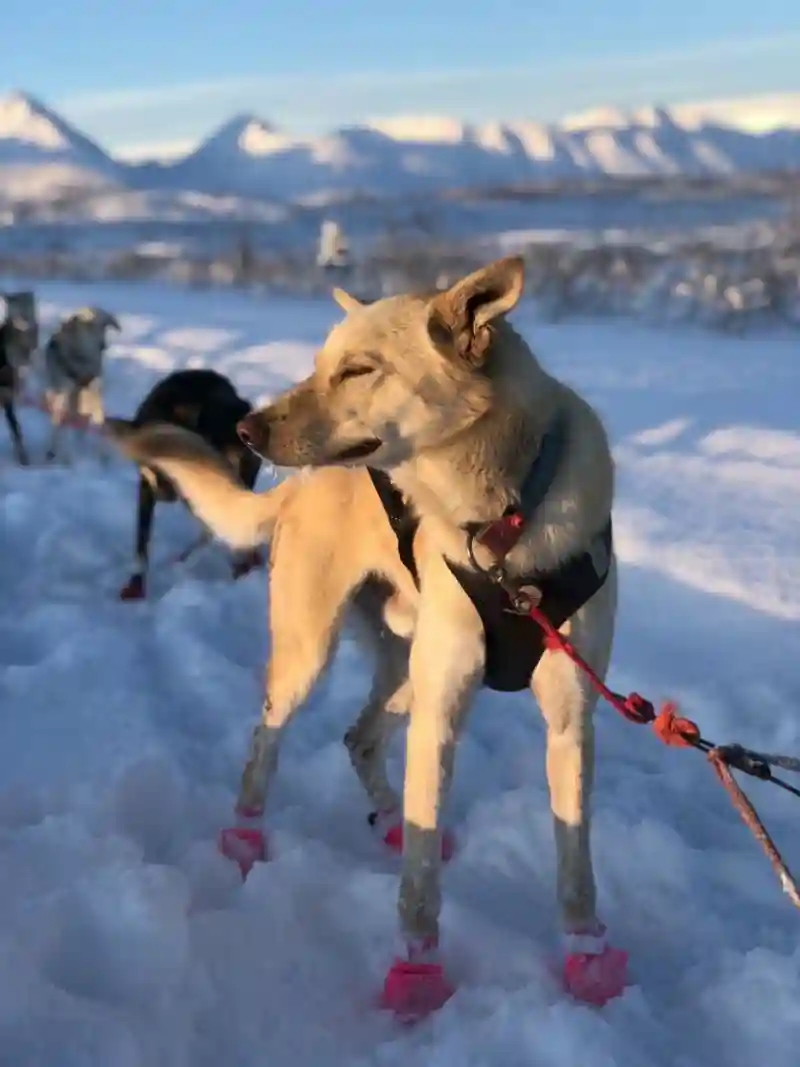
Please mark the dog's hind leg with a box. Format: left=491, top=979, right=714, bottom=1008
left=2, top=401, right=29, bottom=465
left=531, top=558, right=627, bottom=1005
left=344, top=584, right=458, bottom=861
left=344, top=614, right=410, bottom=816
left=119, top=474, right=156, bottom=601
left=220, top=536, right=354, bottom=874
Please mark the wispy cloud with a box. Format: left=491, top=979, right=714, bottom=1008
left=56, top=30, right=800, bottom=156
left=60, top=78, right=271, bottom=116
left=60, top=29, right=800, bottom=120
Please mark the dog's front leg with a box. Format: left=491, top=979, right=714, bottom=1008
left=533, top=645, right=600, bottom=930
left=383, top=556, right=484, bottom=1017
left=119, top=475, right=156, bottom=600
left=2, top=401, right=29, bottom=465
left=45, top=389, right=74, bottom=463
left=531, top=562, right=628, bottom=1005
left=82, top=379, right=109, bottom=464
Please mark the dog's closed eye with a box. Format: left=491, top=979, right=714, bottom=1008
left=335, top=364, right=376, bottom=384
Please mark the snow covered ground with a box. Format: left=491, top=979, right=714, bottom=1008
left=1, top=281, right=799, bottom=1066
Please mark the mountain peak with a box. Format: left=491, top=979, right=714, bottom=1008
left=2, top=88, right=800, bottom=204
left=203, top=113, right=283, bottom=156
left=0, top=90, right=47, bottom=111
left=223, top=112, right=278, bottom=134
left=0, top=90, right=69, bottom=148
left=0, top=89, right=117, bottom=200
left=367, top=115, right=471, bottom=144
left=634, top=105, right=678, bottom=128
left=560, top=106, right=632, bottom=131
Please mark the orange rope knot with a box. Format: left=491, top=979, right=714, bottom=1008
left=652, top=702, right=701, bottom=748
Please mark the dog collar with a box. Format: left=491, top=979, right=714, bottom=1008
left=466, top=411, right=567, bottom=564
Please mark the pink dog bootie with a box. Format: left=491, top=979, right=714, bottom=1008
left=218, top=808, right=268, bottom=879
left=563, top=926, right=628, bottom=1006
left=118, top=573, right=146, bottom=601
left=380, top=939, right=455, bottom=1021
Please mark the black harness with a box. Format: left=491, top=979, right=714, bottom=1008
left=367, top=418, right=613, bottom=692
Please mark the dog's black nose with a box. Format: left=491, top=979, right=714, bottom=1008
left=237, top=411, right=271, bottom=455
left=237, top=417, right=253, bottom=445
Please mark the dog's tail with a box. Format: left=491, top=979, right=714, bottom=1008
left=105, top=419, right=291, bottom=549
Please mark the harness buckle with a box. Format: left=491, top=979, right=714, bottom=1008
left=508, top=583, right=543, bottom=614
left=466, top=524, right=542, bottom=614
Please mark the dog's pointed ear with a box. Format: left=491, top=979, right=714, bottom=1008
left=428, top=256, right=525, bottom=365
left=332, top=287, right=363, bottom=314
left=106, top=313, right=121, bottom=331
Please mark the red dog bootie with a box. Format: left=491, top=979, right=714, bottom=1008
left=119, top=573, right=146, bottom=601
left=380, top=939, right=455, bottom=1021
left=563, top=926, right=628, bottom=1007
left=217, top=808, right=268, bottom=879
left=368, top=810, right=456, bottom=863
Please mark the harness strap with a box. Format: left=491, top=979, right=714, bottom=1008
left=368, top=412, right=569, bottom=585
left=367, top=468, right=420, bottom=584
left=448, top=519, right=613, bottom=691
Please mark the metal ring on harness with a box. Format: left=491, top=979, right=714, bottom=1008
left=465, top=524, right=543, bottom=614
left=465, top=524, right=507, bottom=586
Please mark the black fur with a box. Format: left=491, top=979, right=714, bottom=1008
left=121, top=369, right=262, bottom=598
left=0, top=318, right=29, bottom=466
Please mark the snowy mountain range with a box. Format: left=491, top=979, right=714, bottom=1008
left=0, top=92, right=121, bottom=200
left=2, top=90, right=800, bottom=206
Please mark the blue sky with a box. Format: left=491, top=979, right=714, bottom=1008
left=3, top=0, right=799, bottom=158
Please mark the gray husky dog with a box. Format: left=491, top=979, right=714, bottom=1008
left=42, top=306, right=120, bottom=461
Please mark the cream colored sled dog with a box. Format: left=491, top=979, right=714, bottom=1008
left=107, top=257, right=628, bottom=1014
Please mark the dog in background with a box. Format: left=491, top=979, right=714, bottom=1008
left=42, top=306, right=120, bottom=461
left=1, top=291, right=39, bottom=380
left=105, top=258, right=628, bottom=1016
left=0, top=295, right=34, bottom=465
left=106, top=368, right=265, bottom=600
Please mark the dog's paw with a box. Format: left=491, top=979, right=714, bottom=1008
left=380, top=957, right=455, bottom=1021
left=563, top=943, right=629, bottom=1007
left=118, top=574, right=146, bottom=601
left=218, top=826, right=268, bottom=879
left=368, top=810, right=456, bottom=863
